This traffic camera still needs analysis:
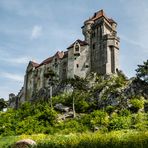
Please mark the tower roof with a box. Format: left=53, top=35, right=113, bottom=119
left=85, top=9, right=117, bottom=24
left=67, top=39, right=88, bottom=49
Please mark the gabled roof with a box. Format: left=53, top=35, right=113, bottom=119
left=85, top=9, right=117, bottom=25
left=35, top=51, right=66, bottom=68
left=67, top=39, right=88, bottom=49
left=29, top=61, right=39, bottom=68
left=31, top=61, right=39, bottom=67
left=41, top=56, right=53, bottom=65
left=55, top=51, right=64, bottom=59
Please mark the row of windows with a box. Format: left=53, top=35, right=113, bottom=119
left=76, top=64, right=89, bottom=68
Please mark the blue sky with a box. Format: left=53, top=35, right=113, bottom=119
left=0, top=0, right=148, bottom=99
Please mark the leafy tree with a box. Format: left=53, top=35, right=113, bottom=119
left=106, top=105, right=115, bottom=115
left=67, top=76, right=89, bottom=117
left=47, top=69, right=59, bottom=108
left=0, top=98, right=7, bottom=111
left=136, top=60, right=148, bottom=83
left=130, top=98, right=144, bottom=113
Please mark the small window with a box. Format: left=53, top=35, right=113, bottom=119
left=85, top=64, right=89, bottom=68
left=76, top=64, right=79, bottom=68
left=55, top=58, right=57, bottom=62
left=75, top=44, right=79, bottom=52
left=93, top=43, right=96, bottom=49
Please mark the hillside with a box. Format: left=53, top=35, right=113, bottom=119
left=0, top=61, right=148, bottom=147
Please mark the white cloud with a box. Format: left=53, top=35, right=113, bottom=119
left=0, top=72, right=24, bottom=82
left=1, top=57, right=30, bottom=64
left=31, top=25, right=42, bottom=39
left=120, top=35, right=148, bottom=53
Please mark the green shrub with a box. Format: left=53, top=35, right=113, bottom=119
left=109, top=113, right=132, bottom=130
left=106, top=105, right=115, bottom=115
left=130, top=97, right=144, bottom=112
left=119, top=109, right=131, bottom=117
left=90, top=110, right=109, bottom=129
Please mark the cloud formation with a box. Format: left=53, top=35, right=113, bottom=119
left=0, top=72, right=24, bottom=82
left=31, top=25, right=42, bottom=39
left=1, top=57, right=30, bottom=65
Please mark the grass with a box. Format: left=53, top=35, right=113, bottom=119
left=0, top=130, right=148, bottom=148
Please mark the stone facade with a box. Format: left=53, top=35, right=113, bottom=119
left=9, top=10, right=120, bottom=104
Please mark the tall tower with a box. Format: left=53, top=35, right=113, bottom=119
left=82, top=10, right=120, bottom=75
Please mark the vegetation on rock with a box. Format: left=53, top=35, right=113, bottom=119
left=0, top=60, right=148, bottom=147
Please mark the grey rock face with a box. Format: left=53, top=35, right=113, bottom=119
left=54, top=103, right=70, bottom=112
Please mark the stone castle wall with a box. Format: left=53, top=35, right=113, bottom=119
left=9, top=9, right=120, bottom=106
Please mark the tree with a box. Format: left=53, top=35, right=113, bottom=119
left=0, top=98, right=7, bottom=111
left=47, top=69, right=58, bottom=108
left=136, top=60, right=148, bottom=83
left=67, top=75, right=89, bottom=118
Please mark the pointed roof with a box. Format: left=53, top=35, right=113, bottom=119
left=67, top=39, right=88, bottom=49
left=55, top=51, right=64, bottom=59
left=30, top=61, right=39, bottom=68
left=35, top=51, right=65, bottom=68
left=85, top=9, right=117, bottom=24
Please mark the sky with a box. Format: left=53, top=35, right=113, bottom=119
left=0, top=0, right=148, bottom=99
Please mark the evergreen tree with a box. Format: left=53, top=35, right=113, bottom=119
left=136, top=60, right=148, bottom=83
left=0, top=98, right=7, bottom=111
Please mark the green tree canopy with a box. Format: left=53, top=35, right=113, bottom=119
left=0, top=98, right=7, bottom=111
left=136, top=60, right=148, bottom=83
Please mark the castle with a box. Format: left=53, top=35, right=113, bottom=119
left=9, top=10, right=120, bottom=107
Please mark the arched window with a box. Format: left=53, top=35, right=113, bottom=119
left=75, top=43, right=80, bottom=52
left=74, top=42, right=80, bottom=56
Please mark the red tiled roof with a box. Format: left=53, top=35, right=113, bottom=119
left=67, top=39, right=88, bottom=49
left=108, top=18, right=117, bottom=24
left=41, top=57, right=53, bottom=65
left=35, top=51, right=65, bottom=68
left=55, top=51, right=64, bottom=59
left=85, top=9, right=117, bottom=25
left=30, top=61, right=39, bottom=68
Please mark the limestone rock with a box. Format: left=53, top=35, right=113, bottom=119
left=13, top=139, right=36, bottom=148
left=54, top=103, right=70, bottom=112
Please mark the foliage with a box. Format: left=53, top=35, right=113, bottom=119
left=0, top=102, right=57, bottom=136
left=109, top=113, right=132, bottom=130
left=136, top=59, right=148, bottom=83
left=106, top=105, right=116, bottom=115
left=0, top=72, right=147, bottom=141
left=1, top=130, right=148, bottom=148
left=0, top=98, right=7, bottom=111
left=130, top=97, right=144, bottom=112
left=90, top=110, right=109, bottom=129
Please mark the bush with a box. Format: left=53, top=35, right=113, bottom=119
left=90, top=110, right=109, bottom=129
left=106, top=105, right=115, bottom=115
left=109, top=113, right=132, bottom=130
left=130, top=97, right=144, bottom=112
left=0, top=102, right=58, bottom=136
left=119, top=109, right=131, bottom=117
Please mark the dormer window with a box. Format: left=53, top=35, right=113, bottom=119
left=74, top=42, right=80, bottom=56
left=75, top=44, right=80, bottom=52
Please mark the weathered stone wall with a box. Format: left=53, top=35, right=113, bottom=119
left=83, top=16, right=120, bottom=75
left=67, top=42, right=90, bottom=78
left=59, top=56, right=68, bottom=80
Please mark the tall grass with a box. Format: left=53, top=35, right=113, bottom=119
left=1, top=130, right=148, bottom=148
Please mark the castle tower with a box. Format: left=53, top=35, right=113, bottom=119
left=82, top=10, right=120, bottom=75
